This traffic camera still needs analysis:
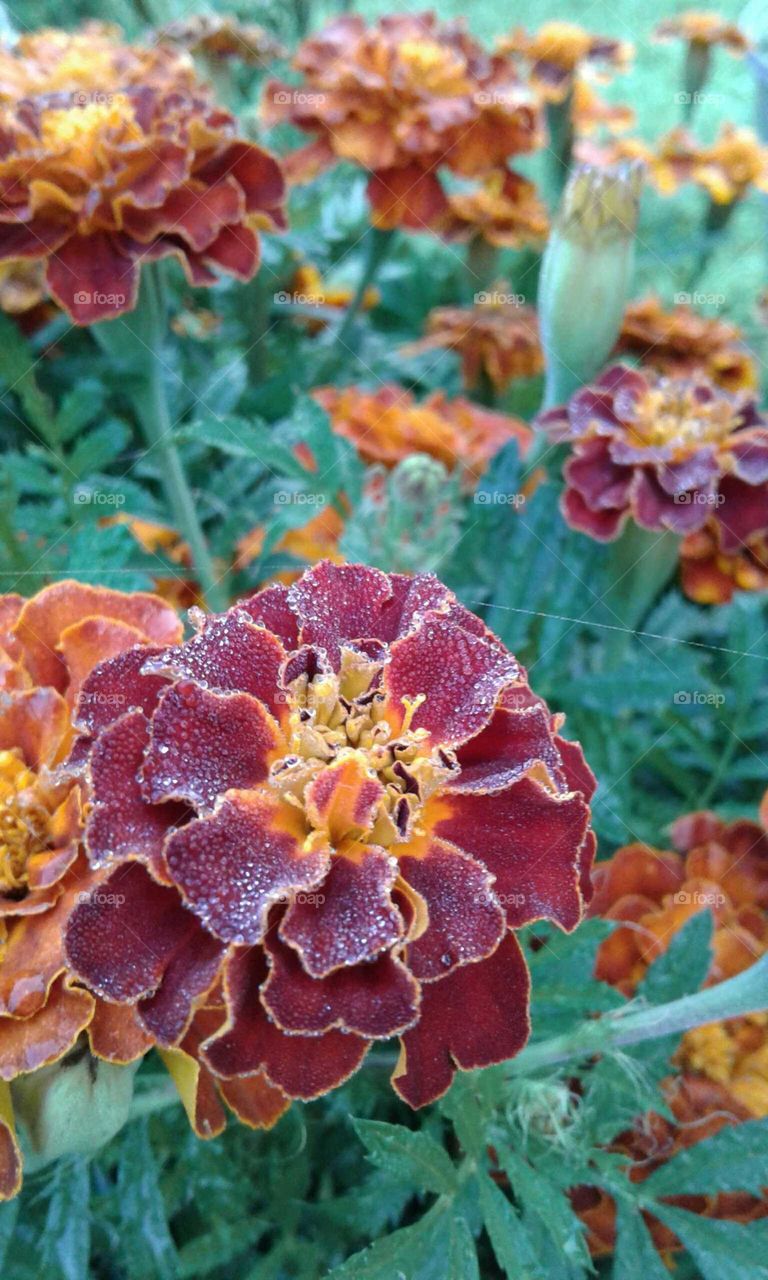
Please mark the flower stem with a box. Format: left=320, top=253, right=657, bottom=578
left=509, top=950, right=768, bottom=1076
left=128, top=266, right=228, bottom=612
left=335, top=226, right=394, bottom=352
left=598, top=525, right=679, bottom=666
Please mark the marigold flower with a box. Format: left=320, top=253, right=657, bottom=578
left=655, top=12, right=750, bottom=55
left=64, top=562, right=596, bottom=1112
left=0, top=84, right=286, bottom=323
left=680, top=519, right=768, bottom=603
left=617, top=295, right=758, bottom=393
left=498, top=22, right=631, bottom=103
left=571, top=81, right=634, bottom=138
left=403, top=297, right=543, bottom=392
left=263, top=12, right=541, bottom=230
left=286, top=262, right=380, bottom=334
left=442, top=169, right=549, bottom=249
left=591, top=124, right=768, bottom=205
left=313, top=384, right=532, bottom=482
left=0, top=582, right=184, bottom=1198
left=156, top=14, right=286, bottom=65
left=234, top=507, right=346, bottom=580
left=539, top=364, right=768, bottom=541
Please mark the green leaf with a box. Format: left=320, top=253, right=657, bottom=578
left=36, top=1156, right=91, bottom=1280
left=643, top=1118, right=768, bottom=1197
left=500, top=1150, right=589, bottom=1268
left=476, top=1173, right=542, bottom=1280
left=650, top=1206, right=768, bottom=1280
left=352, top=1119, right=457, bottom=1195
left=637, top=910, right=712, bottom=1006
left=447, top=1216, right=479, bottom=1280
left=116, top=1119, right=179, bottom=1280
left=328, top=1203, right=453, bottom=1279
left=0, top=1196, right=18, bottom=1270
left=613, top=1199, right=669, bottom=1280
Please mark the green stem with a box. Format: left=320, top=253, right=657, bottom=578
left=510, top=951, right=768, bottom=1076
left=544, top=95, right=574, bottom=196
left=465, top=235, right=499, bottom=302
left=335, top=226, right=394, bottom=352
left=128, top=1082, right=182, bottom=1121
left=598, top=525, right=679, bottom=666
left=127, top=267, right=228, bottom=612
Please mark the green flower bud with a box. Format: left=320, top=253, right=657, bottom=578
left=538, top=161, right=644, bottom=409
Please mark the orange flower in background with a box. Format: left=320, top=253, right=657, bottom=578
left=403, top=296, right=543, bottom=392
left=499, top=22, right=631, bottom=103
left=592, top=124, right=768, bottom=204
left=655, top=12, right=750, bottom=55
left=443, top=170, right=549, bottom=248
left=0, top=82, right=286, bottom=323
left=313, top=384, right=531, bottom=482
left=0, top=582, right=184, bottom=1198
left=617, top=295, right=757, bottom=393
left=0, top=22, right=196, bottom=101
left=235, top=506, right=346, bottom=579
left=156, top=14, right=286, bottom=65
left=285, top=262, right=380, bottom=333
left=680, top=519, right=768, bottom=603
left=571, top=81, right=635, bottom=138
left=104, top=514, right=200, bottom=610
left=263, top=12, right=541, bottom=231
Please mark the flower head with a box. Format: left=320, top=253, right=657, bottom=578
left=0, top=582, right=183, bottom=1198
left=617, top=295, right=757, bottom=393
left=680, top=518, right=768, bottom=603
left=313, top=384, right=531, bottom=482
left=263, top=12, right=541, bottom=230
left=442, top=169, right=549, bottom=248
left=539, top=365, right=768, bottom=541
left=403, top=296, right=543, bottom=392
left=655, top=12, right=749, bottom=54
left=592, top=125, right=768, bottom=205
left=64, top=562, right=595, bottom=1111
left=0, top=84, right=285, bottom=322
left=499, top=22, right=631, bottom=103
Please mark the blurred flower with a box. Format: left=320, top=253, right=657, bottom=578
left=0, top=582, right=184, bottom=1198
left=234, top=506, right=346, bottom=578
left=442, top=169, right=549, bottom=248
left=655, top=12, right=750, bottom=55
left=263, top=12, right=540, bottom=230
left=0, top=85, right=286, bottom=323
left=571, top=81, right=635, bottom=137
left=680, top=518, right=768, bottom=603
left=65, top=562, right=595, bottom=1112
left=0, top=22, right=196, bottom=101
left=313, top=383, right=531, bottom=482
left=103, top=514, right=200, bottom=610
left=0, top=260, right=46, bottom=316
left=402, top=296, right=543, bottom=392
left=498, top=22, right=631, bottom=103
left=156, top=14, right=286, bottom=65
left=287, top=262, right=380, bottom=333
left=617, top=296, right=757, bottom=393
left=539, top=364, right=768, bottom=540
left=591, top=124, right=768, bottom=205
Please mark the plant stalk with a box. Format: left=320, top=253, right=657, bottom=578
left=335, top=226, right=394, bottom=351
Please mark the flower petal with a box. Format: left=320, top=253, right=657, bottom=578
left=46, top=232, right=139, bottom=324
left=74, top=644, right=170, bottom=737
left=0, top=687, right=69, bottom=769
left=0, top=975, right=94, bottom=1081
left=239, top=584, right=299, bottom=649
left=450, top=703, right=565, bottom=794
left=0, top=1081, right=21, bottom=1200
left=87, top=1000, right=153, bottom=1064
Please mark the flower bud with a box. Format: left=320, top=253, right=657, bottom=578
left=538, top=161, right=643, bottom=408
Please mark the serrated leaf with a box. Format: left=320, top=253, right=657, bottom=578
left=477, top=1173, right=542, bottom=1280
left=643, top=1118, right=768, bottom=1197
left=500, top=1149, right=589, bottom=1268
left=68, top=421, right=129, bottom=476
left=352, top=1119, right=457, bottom=1195
left=637, top=910, right=712, bottom=1006
left=328, top=1203, right=451, bottom=1280
left=613, top=1198, right=669, bottom=1280
left=447, top=1215, right=479, bottom=1280
left=650, top=1206, right=768, bottom=1280
left=36, top=1156, right=91, bottom=1280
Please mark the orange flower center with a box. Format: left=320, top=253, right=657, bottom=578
left=530, top=23, right=593, bottom=70
left=0, top=749, right=50, bottom=893
left=396, top=39, right=469, bottom=94
left=270, top=655, right=455, bottom=851
left=39, top=98, right=141, bottom=170
left=630, top=383, right=740, bottom=452
left=679, top=1014, right=768, bottom=1117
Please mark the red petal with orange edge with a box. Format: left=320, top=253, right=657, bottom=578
left=561, top=486, right=626, bottom=541
left=162, top=1006, right=229, bottom=1139
left=384, top=613, right=518, bottom=746
left=164, top=791, right=330, bottom=945
left=279, top=846, right=402, bottom=977
left=58, top=617, right=148, bottom=708
left=138, top=923, right=223, bottom=1045
left=433, top=776, right=590, bottom=931
left=0, top=687, right=69, bottom=769
left=141, top=682, right=282, bottom=810
left=86, top=710, right=187, bottom=874
left=219, top=1074, right=290, bottom=1130
left=450, top=704, right=565, bottom=794
left=46, top=232, right=139, bottom=323
left=239, top=584, right=299, bottom=648
left=587, top=845, right=684, bottom=917
left=201, top=949, right=368, bottom=1099
left=121, top=178, right=244, bottom=251
left=367, top=165, right=449, bottom=230
left=74, top=645, right=169, bottom=736
left=399, top=837, right=505, bottom=979
left=197, top=142, right=286, bottom=215
left=142, top=611, right=287, bottom=718
left=0, top=975, right=94, bottom=1080
left=262, top=935, right=418, bottom=1038
left=201, top=224, right=259, bottom=280
left=88, top=1000, right=153, bottom=1063
left=393, top=932, right=530, bottom=1108
left=65, top=862, right=220, bottom=1023
left=0, top=884, right=79, bottom=1016
left=12, top=581, right=181, bottom=691
left=288, top=562, right=393, bottom=665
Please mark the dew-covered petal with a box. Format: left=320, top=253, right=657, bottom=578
left=304, top=753, right=385, bottom=845
left=279, top=845, right=403, bottom=977
left=137, top=923, right=224, bottom=1045
left=201, top=949, right=369, bottom=1099
left=450, top=704, right=565, bottom=794
left=74, top=645, right=170, bottom=736
left=288, top=561, right=393, bottom=665
left=392, top=931, right=530, bottom=1107
left=238, top=583, right=299, bottom=649
left=431, top=775, right=591, bottom=931
left=398, top=836, right=505, bottom=979
left=262, top=936, right=419, bottom=1038
left=375, top=573, right=453, bottom=640
left=164, top=791, right=330, bottom=945
left=141, top=682, right=282, bottom=810
left=57, top=617, right=148, bottom=709
left=384, top=613, right=518, bottom=746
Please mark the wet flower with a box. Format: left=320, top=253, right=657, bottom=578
left=539, top=365, right=768, bottom=541
left=156, top=14, right=286, bottom=65
left=0, top=582, right=184, bottom=1198
left=655, top=12, right=749, bottom=55
left=263, top=12, right=540, bottom=230
left=313, top=384, right=532, bottom=482
left=617, top=295, right=757, bottom=393
left=0, top=85, right=286, bottom=323
left=680, top=518, right=768, bottom=603
left=403, top=296, right=543, bottom=392
left=498, top=22, right=631, bottom=103
left=64, top=561, right=596, bottom=1112
left=442, top=169, right=549, bottom=248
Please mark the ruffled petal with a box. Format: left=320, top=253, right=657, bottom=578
left=0, top=1081, right=21, bottom=1200
left=74, top=645, right=170, bottom=737
left=0, top=686, right=69, bottom=769
left=0, top=975, right=94, bottom=1080
left=87, top=1000, right=153, bottom=1064
left=450, top=703, right=565, bottom=794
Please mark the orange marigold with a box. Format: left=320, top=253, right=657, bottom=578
left=680, top=519, right=768, bottom=603
left=0, top=83, right=285, bottom=323
left=263, top=12, right=541, bottom=231
left=617, top=295, right=758, bottom=393
left=499, top=22, right=631, bottom=103
left=403, top=296, right=543, bottom=392
left=442, top=169, right=549, bottom=248
left=655, top=12, right=750, bottom=54
left=313, top=383, right=531, bottom=482
left=589, top=124, right=768, bottom=204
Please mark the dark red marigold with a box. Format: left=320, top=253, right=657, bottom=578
left=65, top=563, right=595, bottom=1111
left=0, top=85, right=285, bottom=323
left=539, top=364, right=768, bottom=541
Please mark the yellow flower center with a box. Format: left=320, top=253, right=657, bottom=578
left=531, top=23, right=593, bottom=70
left=40, top=98, right=140, bottom=169
left=396, top=39, right=468, bottom=95
left=270, top=654, right=456, bottom=850
left=630, top=383, right=740, bottom=453
left=36, top=45, right=120, bottom=94
left=679, top=1014, right=768, bottom=1118
left=0, top=749, right=50, bottom=894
